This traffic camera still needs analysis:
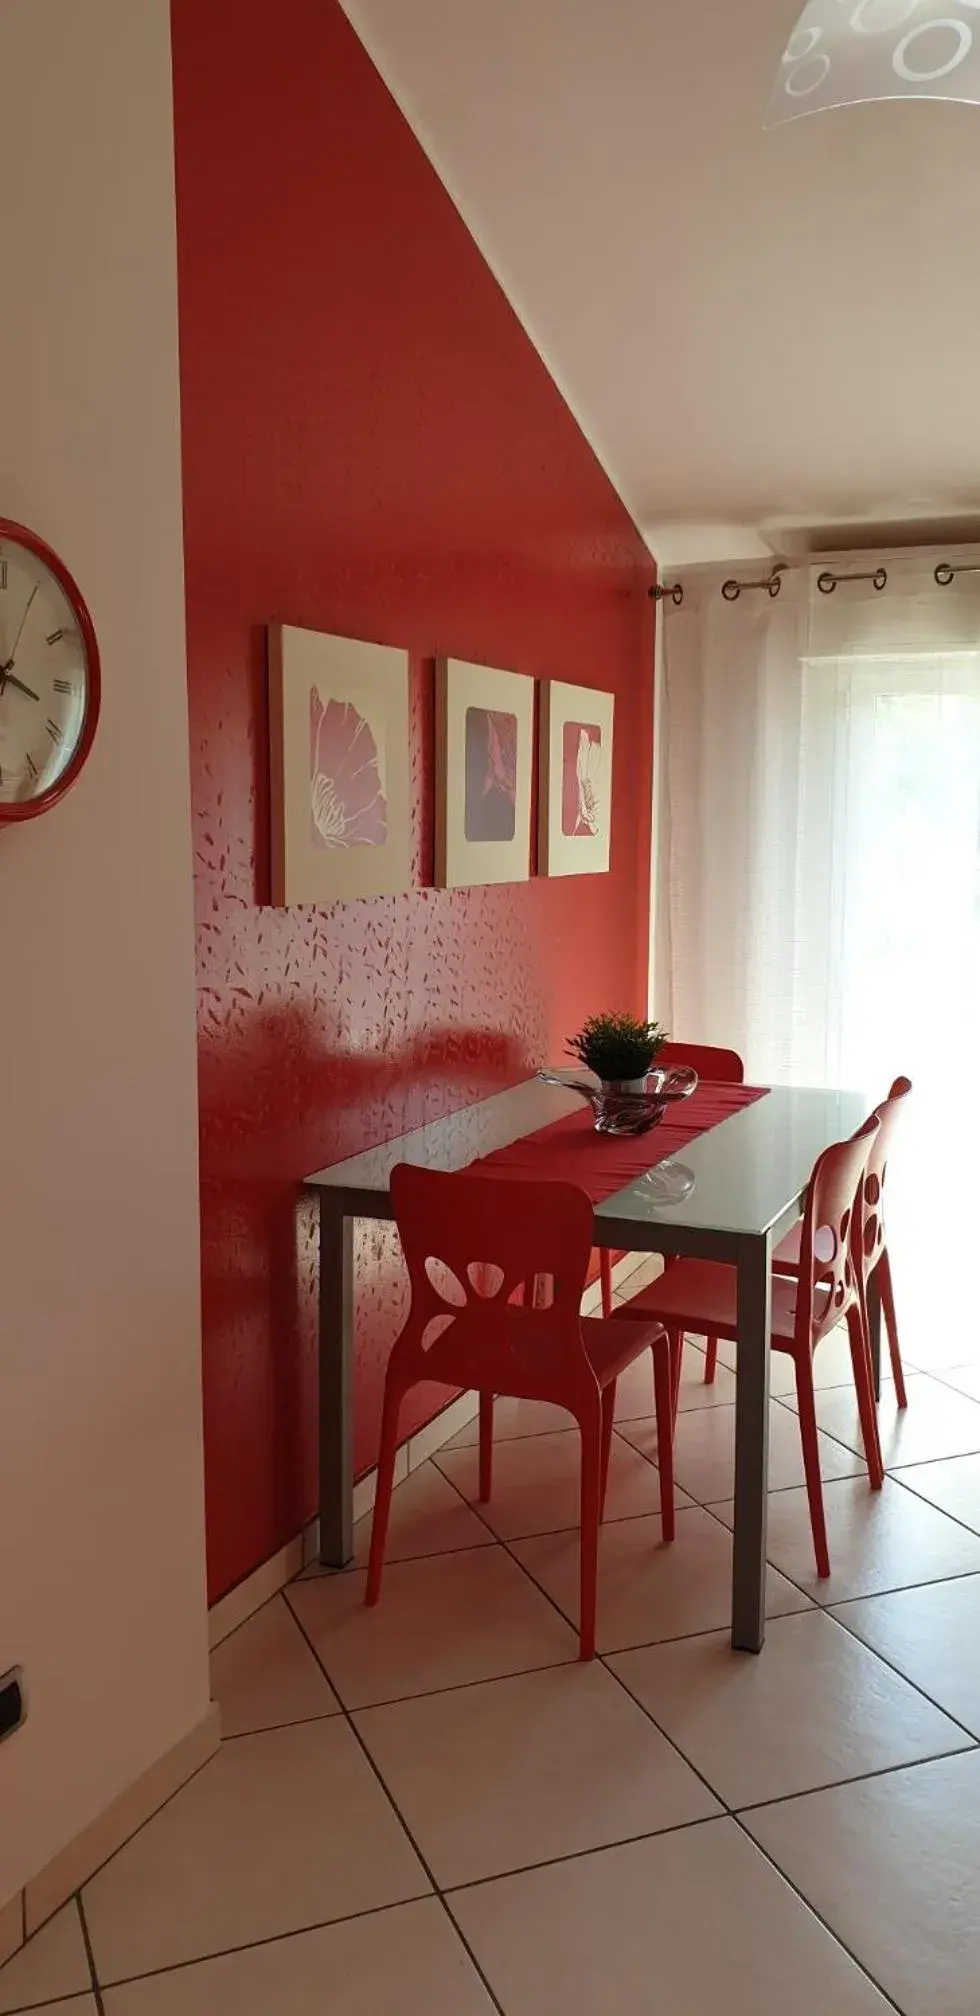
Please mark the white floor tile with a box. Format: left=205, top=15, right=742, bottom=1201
left=932, top=1363, right=980, bottom=1403
left=608, top=1608, right=970, bottom=1809
left=16, top=2003, right=97, bottom=2015
left=353, top=1459, right=495, bottom=1566
left=450, top=1817, right=891, bottom=2013
left=708, top=1474, right=980, bottom=1602
left=435, top=1427, right=684, bottom=1541
left=513, top=1505, right=810, bottom=1654
left=210, top=1595, right=340, bottom=1738
left=892, top=1452, right=980, bottom=1532
left=782, top=1375, right=980, bottom=1469
left=102, top=1899, right=493, bottom=2015
left=621, top=1399, right=863, bottom=1505
left=746, top=1749, right=980, bottom=2016
left=0, top=1905, right=90, bottom=2014
left=287, top=1545, right=577, bottom=1710
left=355, top=1661, right=719, bottom=1887
left=832, top=1575, right=980, bottom=1736
left=83, top=1719, right=428, bottom=1983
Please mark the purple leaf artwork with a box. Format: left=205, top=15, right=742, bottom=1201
left=464, top=706, right=518, bottom=842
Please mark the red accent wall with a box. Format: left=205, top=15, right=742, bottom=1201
left=170, top=0, right=655, bottom=1602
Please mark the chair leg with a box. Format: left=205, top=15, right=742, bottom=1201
left=599, top=1382, right=617, bottom=1520
left=478, top=1390, right=494, bottom=1502
left=704, top=1337, right=719, bottom=1384
left=877, top=1250, right=908, bottom=1410
left=652, top=1339, right=676, bottom=1542
left=794, top=1353, right=831, bottom=1580
left=366, top=1376, right=406, bottom=1606
left=846, top=1305, right=885, bottom=1490
left=665, top=1330, right=681, bottom=1427
left=578, top=1409, right=603, bottom=1661
left=599, top=1249, right=614, bottom=1318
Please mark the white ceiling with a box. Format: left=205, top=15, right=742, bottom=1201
left=342, top=0, right=980, bottom=565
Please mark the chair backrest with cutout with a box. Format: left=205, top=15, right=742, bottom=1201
left=860, top=1076, right=912, bottom=1280
left=389, top=1163, right=600, bottom=1411
left=795, top=1115, right=880, bottom=1356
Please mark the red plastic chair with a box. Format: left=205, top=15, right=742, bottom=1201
left=769, top=1077, right=911, bottom=1410
left=613, top=1118, right=885, bottom=1577
left=599, top=1042, right=745, bottom=1321
left=367, top=1164, right=676, bottom=1658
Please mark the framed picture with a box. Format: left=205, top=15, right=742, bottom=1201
left=435, top=659, right=534, bottom=889
left=539, top=680, right=615, bottom=877
left=269, top=624, right=411, bottom=905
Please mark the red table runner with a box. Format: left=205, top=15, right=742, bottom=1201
left=473, top=1081, right=768, bottom=1204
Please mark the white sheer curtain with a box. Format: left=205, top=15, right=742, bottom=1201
left=658, top=555, right=980, bottom=1316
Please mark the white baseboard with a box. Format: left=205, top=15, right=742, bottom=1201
left=0, top=1889, right=24, bottom=1967
left=16, top=1704, right=221, bottom=1940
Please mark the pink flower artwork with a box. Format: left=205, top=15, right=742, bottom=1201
left=309, top=687, right=387, bottom=850
left=464, top=706, right=518, bottom=842
left=561, top=720, right=602, bottom=837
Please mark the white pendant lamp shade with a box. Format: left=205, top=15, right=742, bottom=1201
left=767, top=0, right=980, bottom=125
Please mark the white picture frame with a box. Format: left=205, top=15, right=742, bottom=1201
left=539, top=679, right=615, bottom=877
left=435, top=658, right=534, bottom=889
left=269, top=623, right=411, bottom=905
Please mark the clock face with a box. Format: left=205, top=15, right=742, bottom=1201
left=0, top=521, right=100, bottom=821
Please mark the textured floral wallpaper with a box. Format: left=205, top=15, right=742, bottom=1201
left=171, top=0, right=654, bottom=1599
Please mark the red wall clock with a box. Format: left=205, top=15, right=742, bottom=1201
left=0, top=518, right=101, bottom=823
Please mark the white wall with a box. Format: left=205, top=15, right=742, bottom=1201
left=0, top=0, right=210, bottom=1906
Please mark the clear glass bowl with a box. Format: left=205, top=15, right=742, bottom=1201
left=538, top=1066, right=698, bottom=1138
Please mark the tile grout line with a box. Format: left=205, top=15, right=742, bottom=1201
left=434, top=1421, right=870, bottom=1512
left=292, top=1474, right=980, bottom=1703
left=283, top=1599, right=507, bottom=2016
left=695, top=1488, right=980, bottom=1607
left=731, top=1737, right=980, bottom=1819
left=732, top=1816, right=908, bottom=2016
left=429, top=1463, right=742, bottom=1827
left=339, top=1529, right=948, bottom=2016
left=0, top=1986, right=93, bottom=2016
left=62, top=1462, right=979, bottom=2007
left=76, top=1893, right=105, bottom=2016
left=51, top=1383, right=980, bottom=2007
left=74, top=1895, right=452, bottom=2001
left=432, top=1460, right=980, bottom=1817
left=827, top=1601, right=980, bottom=1744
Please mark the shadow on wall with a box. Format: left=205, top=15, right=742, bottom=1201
left=197, top=995, right=526, bottom=1587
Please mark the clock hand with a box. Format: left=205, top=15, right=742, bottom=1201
left=3, top=584, right=38, bottom=669
left=0, top=668, right=40, bottom=702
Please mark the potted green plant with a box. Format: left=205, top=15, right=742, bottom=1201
left=567, top=1012, right=668, bottom=1091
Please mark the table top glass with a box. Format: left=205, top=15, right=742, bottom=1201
left=305, top=1078, right=868, bottom=1239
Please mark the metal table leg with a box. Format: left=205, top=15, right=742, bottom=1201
left=318, top=1197, right=354, bottom=1569
left=732, top=1230, right=771, bottom=1652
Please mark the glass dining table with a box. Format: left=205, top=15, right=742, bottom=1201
left=304, top=1077, right=869, bottom=1652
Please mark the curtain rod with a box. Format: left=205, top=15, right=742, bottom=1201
left=935, top=561, right=980, bottom=587
left=651, top=555, right=980, bottom=606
